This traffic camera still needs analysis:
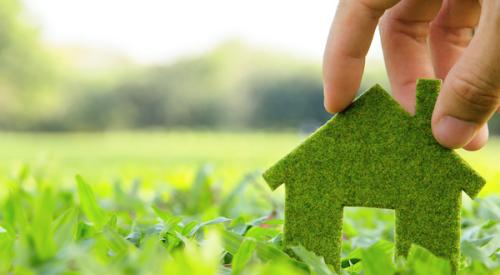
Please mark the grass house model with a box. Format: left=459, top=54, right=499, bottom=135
left=263, top=79, right=485, bottom=272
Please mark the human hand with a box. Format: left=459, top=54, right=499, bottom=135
left=323, top=0, right=500, bottom=150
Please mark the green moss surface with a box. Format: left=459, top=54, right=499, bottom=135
left=263, top=79, right=485, bottom=273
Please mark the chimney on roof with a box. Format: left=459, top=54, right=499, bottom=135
left=415, top=79, right=441, bottom=122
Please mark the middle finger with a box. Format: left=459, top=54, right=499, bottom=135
left=379, top=0, right=443, bottom=113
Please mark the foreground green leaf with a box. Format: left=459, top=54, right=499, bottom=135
left=291, top=245, right=334, bottom=275
left=76, top=175, right=107, bottom=230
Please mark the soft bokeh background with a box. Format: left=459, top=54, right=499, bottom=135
left=0, top=0, right=498, bottom=194
left=0, top=1, right=498, bottom=274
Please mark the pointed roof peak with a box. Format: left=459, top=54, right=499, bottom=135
left=263, top=79, right=484, bottom=197
left=344, top=83, right=410, bottom=119
left=353, top=79, right=442, bottom=122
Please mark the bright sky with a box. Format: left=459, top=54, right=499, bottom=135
left=24, top=0, right=384, bottom=64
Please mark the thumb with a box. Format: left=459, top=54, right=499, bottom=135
left=432, top=2, right=500, bottom=149
left=432, top=66, right=499, bottom=149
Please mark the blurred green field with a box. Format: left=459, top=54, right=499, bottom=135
left=0, top=132, right=498, bottom=195
left=0, top=132, right=298, bottom=193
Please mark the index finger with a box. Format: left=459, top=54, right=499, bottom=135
left=323, top=0, right=400, bottom=113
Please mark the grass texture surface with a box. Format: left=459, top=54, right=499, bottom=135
left=263, top=79, right=486, bottom=272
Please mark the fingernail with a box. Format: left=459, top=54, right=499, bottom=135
left=433, top=116, right=478, bottom=149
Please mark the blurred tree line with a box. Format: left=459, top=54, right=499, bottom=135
left=1, top=0, right=499, bottom=134
left=0, top=0, right=58, bottom=129
left=57, top=42, right=333, bottom=131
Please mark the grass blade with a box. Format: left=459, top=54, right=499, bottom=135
left=53, top=206, right=79, bottom=247
left=32, top=188, right=56, bottom=261
left=232, top=238, right=257, bottom=275
left=76, top=175, right=107, bottom=230
left=361, top=242, right=396, bottom=275
left=406, top=244, right=452, bottom=275
left=291, top=245, right=334, bottom=275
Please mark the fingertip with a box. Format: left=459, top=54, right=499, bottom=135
left=323, top=86, right=355, bottom=114
left=323, top=97, right=348, bottom=114
left=323, top=99, right=338, bottom=114
left=431, top=70, right=497, bottom=149
left=463, top=124, right=489, bottom=151
left=322, top=57, right=363, bottom=113
left=431, top=115, right=478, bottom=149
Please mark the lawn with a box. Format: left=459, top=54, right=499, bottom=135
left=0, top=132, right=498, bottom=274
left=0, top=132, right=497, bottom=194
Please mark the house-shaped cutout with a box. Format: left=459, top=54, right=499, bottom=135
left=263, top=79, right=485, bottom=272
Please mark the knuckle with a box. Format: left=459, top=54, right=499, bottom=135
left=358, top=0, right=399, bottom=12
left=450, top=72, right=500, bottom=113
left=429, top=25, right=474, bottom=48
left=379, top=15, right=429, bottom=43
